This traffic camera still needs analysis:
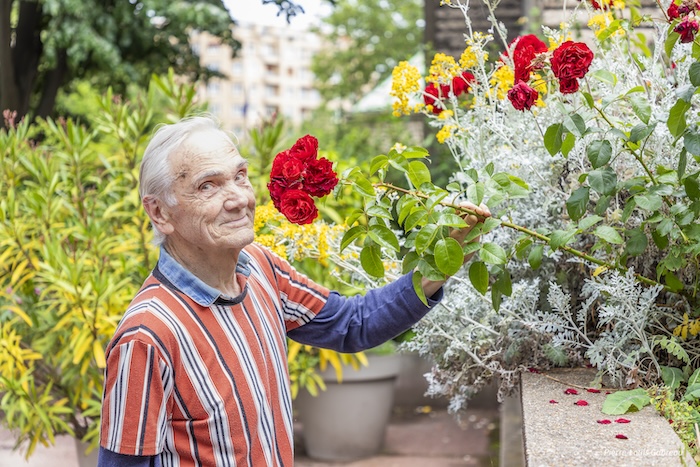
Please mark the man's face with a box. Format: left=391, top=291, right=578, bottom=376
left=160, top=129, right=256, bottom=256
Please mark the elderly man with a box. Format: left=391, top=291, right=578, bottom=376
left=97, top=116, right=490, bottom=467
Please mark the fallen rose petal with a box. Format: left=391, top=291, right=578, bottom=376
left=527, top=367, right=541, bottom=373
left=615, top=434, right=628, bottom=439
left=615, top=418, right=631, bottom=424
left=574, top=400, right=589, bottom=406
left=549, top=400, right=558, bottom=404
left=564, top=388, right=579, bottom=395
left=597, top=419, right=612, bottom=424
left=586, top=388, right=601, bottom=393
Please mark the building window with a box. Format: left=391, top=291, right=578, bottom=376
left=231, top=62, right=243, bottom=75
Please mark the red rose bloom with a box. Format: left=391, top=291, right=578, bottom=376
left=510, top=34, right=548, bottom=83
left=304, top=157, right=339, bottom=197
left=668, top=2, right=680, bottom=20
left=452, top=71, right=475, bottom=96
left=558, top=78, right=580, bottom=94
left=278, top=189, right=319, bottom=225
left=675, top=18, right=699, bottom=43
left=551, top=41, right=594, bottom=80
left=423, top=82, right=451, bottom=114
left=507, top=81, right=539, bottom=111
left=288, top=134, right=319, bottom=160
left=270, top=150, right=306, bottom=183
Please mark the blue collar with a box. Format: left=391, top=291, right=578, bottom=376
left=156, top=247, right=251, bottom=307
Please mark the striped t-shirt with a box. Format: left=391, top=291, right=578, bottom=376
left=100, top=243, right=329, bottom=466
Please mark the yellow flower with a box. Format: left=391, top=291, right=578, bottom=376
left=459, top=46, right=487, bottom=69
left=256, top=234, right=287, bottom=259
left=427, top=53, right=460, bottom=84
left=391, top=61, right=422, bottom=117
left=589, top=12, right=624, bottom=37
left=438, top=109, right=454, bottom=120
left=436, top=125, right=456, bottom=144
left=489, top=64, right=514, bottom=101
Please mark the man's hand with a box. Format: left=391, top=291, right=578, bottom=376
left=420, top=201, right=491, bottom=298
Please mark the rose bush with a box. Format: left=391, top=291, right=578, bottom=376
left=332, top=0, right=700, bottom=439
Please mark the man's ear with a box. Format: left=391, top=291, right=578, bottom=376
left=143, top=196, right=175, bottom=236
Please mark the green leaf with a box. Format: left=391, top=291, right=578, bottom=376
left=402, top=251, right=420, bottom=274
left=469, top=261, right=489, bottom=295
left=544, top=123, right=565, bottom=156
left=684, top=175, right=700, bottom=201
left=365, top=205, right=393, bottom=220
left=370, top=155, right=389, bottom=175
left=480, top=242, right=507, bottom=265
left=368, top=224, right=400, bottom=252
left=560, top=132, right=576, bottom=157
left=467, top=182, right=485, bottom=206
left=340, top=225, right=366, bottom=252
left=668, top=99, right=692, bottom=138
left=435, top=237, right=464, bottom=276
left=437, top=213, right=468, bottom=228
left=691, top=61, right=700, bottom=87
left=587, top=140, right=612, bottom=169
left=683, top=130, right=700, bottom=156
left=629, top=95, right=652, bottom=124
left=415, top=224, right=439, bottom=254
left=665, top=31, right=680, bottom=59
left=601, top=389, right=651, bottom=415
left=625, top=228, right=648, bottom=256
left=566, top=187, right=590, bottom=221
left=407, top=160, right=432, bottom=188
left=595, top=225, right=624, bottom=244
left=404, top=210, right=428, bottom=231
left=688, top=367, right=700, bottom=386
left=353, top=175, right=376, bottom=197
left=549, top=229, right=577, bottom=250
left=634, top=194, right=663, bottom=211
left=661, top=366, right=686, bottom=390
left=591, top=69, right=618, bottom=86
left=629, top=123, right=655, bottom=143
left=402, top=146, right=430, bottom=159
left=412, top=271, right=427, bottom=306
left=588, top=167, right=617, bottom=195
left=563, top=113, right=587, bottom=137
left=578, top=215, right=603, bottom=231
left=528, top=244, right=544, bottom=269
left=360, top=244, right=384, bottom=278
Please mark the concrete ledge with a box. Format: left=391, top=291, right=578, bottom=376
left=519, top=368, right=697, bottom=467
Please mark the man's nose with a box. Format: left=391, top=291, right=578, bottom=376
left=222, top=183, right=247, bottom=209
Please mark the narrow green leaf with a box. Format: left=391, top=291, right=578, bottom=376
left=590, top=69, right=618, bottom=86
left=415, top=224, right=439, bottom=255
left=353, top=176, right=376, bottom=197
left=370, top=155, right=389, bottom=175
left=469, top=261, right=489, bottom=295
left=437, top=213, right=468, bottom=228
left=578, top=215, right=603, bottom=231
left=550, top=229, right=577, bottom=250
left=402, top=146, right=430, bottom=159
left=665, top=31, right=680, bottom=60
left=668, top=99, right=691, bottom=138
left=412, top=271, right=428, bottom=306
left=340, top=225, right=365, bottom=252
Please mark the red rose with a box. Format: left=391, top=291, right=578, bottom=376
left=304, top=157, right=338, bottom=197
left=288, top=134, right=318, bottom=160
left=551, top=41, right=594, bottom=81
left=270, top=150, right=306, bottom=184
left=558, top=78, right=580, bottom=94
left=278, top=189, right=319, bottom=225
left=423, top=81, right=451, bottom=114
left=452, top=71, right=475, bottom=96
left=510, top=35, right=548, bottom=83
left=668, top=2, right=680, bottom=20
left=675, top=18, right=699, bottom=43
left=507, top=81, right=539, bottom=111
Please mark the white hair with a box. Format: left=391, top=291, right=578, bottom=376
left=139, top=115, right=237, bottom=245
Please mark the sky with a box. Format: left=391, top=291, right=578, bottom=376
left=223, top=1, right=330, bottom=29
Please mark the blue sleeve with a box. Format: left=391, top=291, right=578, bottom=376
left=97, top=447, right=160, bottom=467
left=287, top=271, right=443, bottom=353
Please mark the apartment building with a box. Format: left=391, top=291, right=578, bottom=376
left=191, top=22, right=323, bottom=139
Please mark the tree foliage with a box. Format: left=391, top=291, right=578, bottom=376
left=0, top=0, right=238, bottom=125
left=311, top=0, right=423, bottom=103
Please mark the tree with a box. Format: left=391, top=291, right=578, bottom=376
left=311, top=0, right=423, bottom=103
left=0, top=0, right=239, bottom=125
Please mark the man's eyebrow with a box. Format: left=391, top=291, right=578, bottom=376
left=191, top=160, right=249, bottom=184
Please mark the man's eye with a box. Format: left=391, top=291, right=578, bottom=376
left=199, top=182, right=214, bottom=191
left=235, top=171, right=249, bottom=182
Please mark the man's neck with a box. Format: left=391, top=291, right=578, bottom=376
left=163, top=243, right=242, bottom=297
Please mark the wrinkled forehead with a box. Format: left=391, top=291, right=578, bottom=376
left=170, top=128, right=243, bottom=181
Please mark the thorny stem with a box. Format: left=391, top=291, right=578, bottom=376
left=375, top=182, right=673, bottom=293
